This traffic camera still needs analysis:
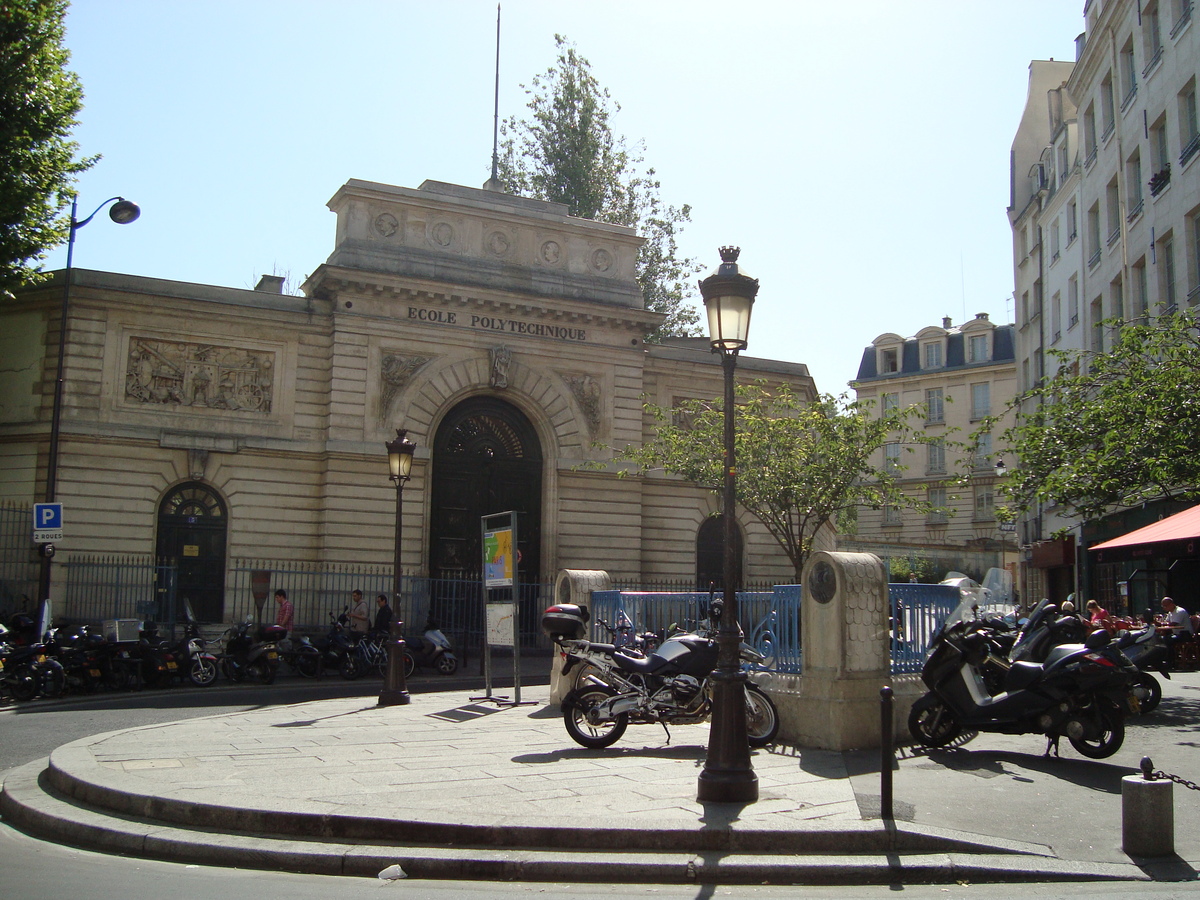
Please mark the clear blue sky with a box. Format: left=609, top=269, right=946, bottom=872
left=49, top=1, right=1085, bottom=394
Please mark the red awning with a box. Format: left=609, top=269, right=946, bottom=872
left=1091, top=504, right=1200, bottom=551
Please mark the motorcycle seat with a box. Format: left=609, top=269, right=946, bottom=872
left=612, top=650, right=670, bottom=675
left=1003, top=660, right=1044, bottom=691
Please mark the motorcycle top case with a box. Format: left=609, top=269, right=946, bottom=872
left=258, top=624, right=288, bottom=642
left=541, top=604, right=589, bottom=640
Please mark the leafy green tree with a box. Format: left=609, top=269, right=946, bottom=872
left=993, top=312, right=1200, bottom=522
left=0, top=0, right=96, bottom=296
left=612, top=382, right=939, bottom=581
left=496, top=35, right=701, bottom=340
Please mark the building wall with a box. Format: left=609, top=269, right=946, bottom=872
left=849, top=314, right=1018, bottom=579
left=1009, top=0, right=1199, bottom=601
left=2, top=180, right=817, bottom=612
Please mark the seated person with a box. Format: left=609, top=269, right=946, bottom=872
left=1157, top=597, right=1194, bottom=644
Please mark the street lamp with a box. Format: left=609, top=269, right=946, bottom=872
left=380, top=428, right=416, bottom=706
left=696, top=246, right=760, bottom=804
left=38, top=196, right=141, bottom=606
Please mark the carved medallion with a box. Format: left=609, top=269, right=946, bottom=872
left=810, top=561, right=837, bottom=605
left=486, top=230, right=511, bottom=257
left=431, top=222, right=455, bottom=247
left=539, top=240, right=561, bottom=265
left=125, top=338, right=274, bottom=413
left=373, top=213, right=399, bottom=238
left=591, top=248, right=613, bottom=273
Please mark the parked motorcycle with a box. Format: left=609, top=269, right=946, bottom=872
left=0, top=623, right=64, bottom=701
left=278, top=632, right=323, bottom=678
left=405, top=619, right=457, bottom=675
left=909, top=598, right=1139, bottom=758
left=219, top=618, right=282, bottom=684
left=543, top=600, right=780, bottom=750
left=313, top=610, right=354, bottom=675
left=1114, top=625, right=1169, bottom=713
left=44, top=624, right=126, bottom=694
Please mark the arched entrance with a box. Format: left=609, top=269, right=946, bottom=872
left=156, top=482, right=227, bottom=623
left=429, top=397, right=542, bottom=584
left=696, top=515, right=743, bottom=592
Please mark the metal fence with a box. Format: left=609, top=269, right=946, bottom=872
left=0, top=502, right=38, bottom=618
left=590, top=582, right=958, bottom=676
left=48, top=553, right=556, bottom=657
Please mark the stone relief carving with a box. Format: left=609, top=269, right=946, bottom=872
left=373, top=212, right=399, bottom=237
left=539, top=240, right=561, bottom=265
left=563, top=373, right=602, bottom=436
left=431, top=221, right=455, bottom=247
left=486, top=230, right=511, bottom=257
left=591, top=248, right=613, bottom=273
left=381, top=354, right=431, bottom=418
left=490, top=345, right=512, bottom=389
left=124, top=338, right=274, bottom=413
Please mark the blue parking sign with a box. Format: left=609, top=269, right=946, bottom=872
left=33, top=503, right=63, bottom=541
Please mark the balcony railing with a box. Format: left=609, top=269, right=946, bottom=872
left=1182, top=133, right=1200, bottom=167
left=1127, top=198, right=1144, bottom=220
left=1142, top=46, right=1163, bottom=78
left=1170, top=2, right=1193, bottom=38
left=1121, top=84, right=1139, bottom=113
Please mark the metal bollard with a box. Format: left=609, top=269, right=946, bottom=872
left=880, top=685, right=894, bottom=821
left=1122, top=756, right=1173, bottom=857
left=378, top=619, right=411, bottom=707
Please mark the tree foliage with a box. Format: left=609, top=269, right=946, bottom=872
left=612, top=382, right=937, bottom=581
left=0, top=0, right=96, bottom=296
left=496, top=35, right=701, bottom=341
left=994, top=312, right=1200, bottom=522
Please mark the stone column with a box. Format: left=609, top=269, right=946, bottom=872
left=548, top=569, right=612, bottom=704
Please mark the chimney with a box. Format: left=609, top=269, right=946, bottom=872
left=975, top=312, right=989, bottom=321
left=942, top=316, right=952, bottom=329
left=255, top=274, right=285, bottom=294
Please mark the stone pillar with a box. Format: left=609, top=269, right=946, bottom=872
left=548, top=569, right=611, bottom=704
left=782, top=550, right=891, bottom=749
left=1122, top=774, right=1174, bottom=857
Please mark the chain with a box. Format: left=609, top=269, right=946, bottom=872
left=1153, top=770, right=1200, bottom=792
left=1140, top=757, right=1200, bottom=792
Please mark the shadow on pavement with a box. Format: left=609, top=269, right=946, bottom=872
left=513, top=744, right=707, bottom=765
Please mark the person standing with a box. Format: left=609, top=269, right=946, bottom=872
left=374, top=594, right=393, bottom=635
left=274, top=589, right=294, bottom=634
left=348, top=589, right=370, bottom=637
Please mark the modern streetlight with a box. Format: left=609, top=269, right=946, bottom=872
left=696, top=246, right=760, bottom=804
left=380, top=428, right=416, bottom=706
left=38, top=196, right=141, bottom=606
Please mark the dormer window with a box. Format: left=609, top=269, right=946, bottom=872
left=968, top=334, right=989, bottom=363
left=922, top=342, right=943, bottom=368
left=880, top=348, right=899, bottom=373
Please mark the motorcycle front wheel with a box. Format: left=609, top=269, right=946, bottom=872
left=1068, top=698, right=1124, bottom=759
left=435, top=654, right=457, bottom=676
left=9, top=667, right=39, bottom=702
left=745, top=685, right=780, bottom=747
left=341, top=654, right=365, bottom=680
left=189, top=655, right=218, bottom=687
left=257, top=660, right=277, bottom=685
left=908, top=694, right=962, bottom=748
left=564, top=687, right=628, bottom=749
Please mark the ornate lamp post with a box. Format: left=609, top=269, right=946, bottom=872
left=696, top=246, right=760, bottom=804
left=380, top=428, right=416, bottom=707
left=38, top=196, right=140, bottom=606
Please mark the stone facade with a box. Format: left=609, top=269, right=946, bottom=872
left=1, top=179, right=816, bottom=619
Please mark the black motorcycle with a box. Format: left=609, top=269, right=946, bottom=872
left=909, top=598, right=1139, bottom=758
left=0, top=623, right=64, bottom=701
left=219, top=618, right=282, bottom=684
left=544, top=600, right=780, bottom=750
left=312, top=610, right=354, bottom=675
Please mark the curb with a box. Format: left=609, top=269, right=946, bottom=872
left=0, top=759, right=1149, bottom=885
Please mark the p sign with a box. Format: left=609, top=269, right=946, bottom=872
left=33, top=503, right=64, bottom=542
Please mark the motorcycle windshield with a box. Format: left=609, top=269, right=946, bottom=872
left=1010, top=598, right=1055, bottom=660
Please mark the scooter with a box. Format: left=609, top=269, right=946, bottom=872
left=909, top=598, right=1139, bottom=758
left=219, top=617, right=282, bottom=684
left=406, top=619, right=457, bottom=675
left=312, top=609, right=354, bottom=675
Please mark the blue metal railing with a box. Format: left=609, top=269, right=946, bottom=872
left=590, top=582, right=958, bottom=676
